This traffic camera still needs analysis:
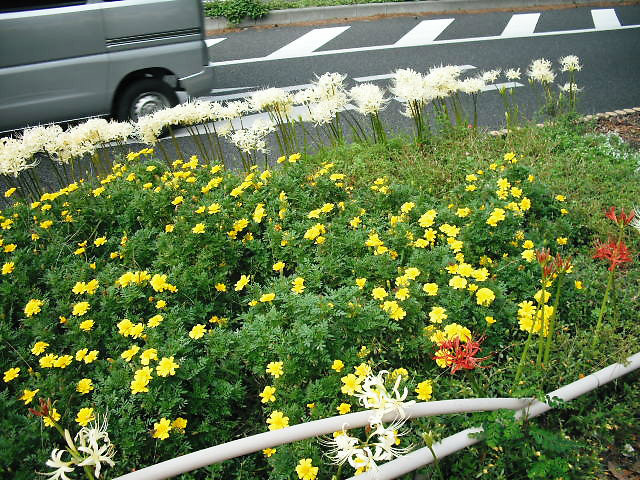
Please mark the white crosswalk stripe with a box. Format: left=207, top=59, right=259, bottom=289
left=393, top=18, right=455, bottom=46
left=353, top=65, right=476, bottom=83
left=501, top=13, right=540, bottom=37
left=205, top=38, right=226, bottom=48
left=265, top=26, right=350, bottom=59
left=591, top=8, right=622, bottom=29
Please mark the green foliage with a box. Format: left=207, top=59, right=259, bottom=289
left=0, top=121, right=639, bottom=479
left=204, top=0, right=269, bottom=25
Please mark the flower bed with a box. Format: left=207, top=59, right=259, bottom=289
left=1, top=59, right=640, bottom=480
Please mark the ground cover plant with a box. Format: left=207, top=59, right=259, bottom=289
left=1, top=57, right=639, bottom=480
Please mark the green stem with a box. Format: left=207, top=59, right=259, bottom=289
left=591, top=267, right=615, bottom=350
left=536, top=283, right=549, bottom=366
left=543, top=274, right=565, bottom=366
left=514, top=329, right=534, bottom=388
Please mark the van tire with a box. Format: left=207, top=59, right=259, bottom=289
left=114, top=78, right=179, bottom=122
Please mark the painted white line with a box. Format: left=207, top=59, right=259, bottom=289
left=204, top=83, right=314, bottom=102
left=482, top=81, right=524, bottom=91
left=205, top=38, right=226, bottom=48
left=393, top=18, right=455, bottom=47
left=354, top=65, right=476, bottom=82
left=501, top=13, right=540, bottom=37
left=591, top=8, right=622, bottom=29
left=209, top=86, right=257, bottom=93
left=265, top=26, right=351, bottom=59
left=209, top=22, right=640, bottom=67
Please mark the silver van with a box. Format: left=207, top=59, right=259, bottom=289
left=0, top=0, right=213, bottom=132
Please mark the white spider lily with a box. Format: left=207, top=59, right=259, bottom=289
left=370, top=418, right=413, bottom=461
left=527, top=58, right=555, bottom=84
left=41, top=449, right=75, bottom=480
left=321, top=431, right=362, bottom=465
left=354, top=370, right=414, bottom=417
left=559, top=55, right=582, bottom=72
left=481, top=69, right=501, bottom=83
left=349, top=84, right=388, bottom=115
left=505, top=68, right=521, bottom=80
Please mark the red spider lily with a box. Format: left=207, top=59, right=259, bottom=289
left=535, top=248, right=555, bottom=278
left=28, top=397, right=51, bottom=417
left=552, top=253, right=573, bottom=274
left=593, top=239, right=633, bottom=271
left=433, top=336, right=491, bottom=374
left=605, top=206, right=636, bottom=227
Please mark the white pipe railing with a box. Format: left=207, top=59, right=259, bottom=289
left=348, top=351, right=640, bottom=480
left=114, top=351, right=640, bottom=480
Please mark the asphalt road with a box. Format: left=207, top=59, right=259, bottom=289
left=199, top=4, right=640, bottom=134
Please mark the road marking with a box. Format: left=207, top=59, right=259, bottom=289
left=591, top=8, right=622, bottom=29
left=393, top=18, right=455, bottom=47
left=210, top=86, right=256, bottom=93
left=205, top=38, right=226, bottom=48
left=501, top=13, right=540, bottom=37
left=354, top=65, right=476, bottom=82
left=205, top=83, right=314, bottom=102
left=209, top=14, right=640, bottom=67
left=265, top=26, right=351, bottom=59
left=482, top=81, right=524, bottom=91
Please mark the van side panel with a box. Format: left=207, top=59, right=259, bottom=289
left=0, top=4, right=108, bottom=131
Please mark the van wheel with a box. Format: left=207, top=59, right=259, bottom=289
left=115, top=79, right=179, bottom=122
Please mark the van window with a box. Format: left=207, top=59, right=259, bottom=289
left=0, top=1, right=86, bottom=13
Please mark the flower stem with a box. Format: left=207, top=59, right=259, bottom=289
left=591, top=267, right=615, bottom=351
left=514, top=329, right=534, bottom=387
left=543, top=274, right=565, bottom=366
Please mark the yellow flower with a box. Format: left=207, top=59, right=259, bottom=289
left=156, top=300, right=167, bottom=309
left=19, top=388, right=39, bottom=405
left=77, top=319, right=93, bottom=331
left=76, top=407, right=95, bottom=426
left=475, top=288, right=495, bottom=306
left=555, top=194, right=566, bottom=202
left=337, top=403, right=351, bottom=414
left=331, top=359, right=344, bottom=372
left=521, top=249, right=536, bottom=263
left=3, top=367, right=20, bottom=382
left=152, top=418, right=172, bottom=440
left=266, top=361, right=284, bottom=378
left=259, top=385, right=276, bottom=403
left=415, top=380, right=433, bottom=401
left=422, top=283, right=438, bottom=296
left=395, top=288, right=410, bottom=300
left=54, top=355, right=73, bottom=368
left=295, top=459, right=318, bottom=480
left=260, top=293, right=276, bottom=303
left=165, top=224, right=175, bottom=233
left=172, top=418, right=187, bottom=430
left=272, top=261, right=285, bottom=273
left=4, top=187, right=16, bottom=197
left=371, top=287, right=387, bottom=300
left=556, top=237, right=568, bottom=245
left=72, top=301, right=90, bottom=316
left=156, top=356, right=179, bottom=377
left=449, top=276, right=467, bottom=290
left=486, top=316, right=496, bottom=325
left=171, top=196, right=184, bottom=206
left=340, top=373, right=362, bottom=395
left=263, top=448, right=277, bottom=457
left=189, top=324, right=206, bottom=339
left=191, top=223, right=205, bottom=234
left=31, top=341, right=49, bottom=356
left=121, top=345, right=140, bottom=362
left=574, top=281, right=583, bottom=290
left=266, top=410, right=289, bottom=430
left=147, top=314, right=164, bottom=328
left=77, top=378, right=94, bottom=395
left=291, top=277, right=305, bottom=294
left=355, top=278, right=366, bottom=289
left=84, top=350, right=99, bottom=364
left=429, top=306, right=447, bottom=324
left=140, top=348, right=158, bottom=365
left=43, top=408, right=61, bottom=427
left=2, top=262, right=15, bottom=275
left=234, top=274, right=250, bottom=291
left=24, top=299, right=44, bottom=317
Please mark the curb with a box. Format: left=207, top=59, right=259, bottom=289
left=204, top=0, right=635, bottom=32
left=487, top=106, right=640, bottom=136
